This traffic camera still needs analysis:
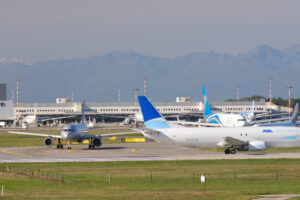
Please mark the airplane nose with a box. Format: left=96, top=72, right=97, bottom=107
left=61, top=132, right=68, bottom=140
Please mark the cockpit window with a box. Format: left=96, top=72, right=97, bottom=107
left=62, top=129, right=72, bottom=132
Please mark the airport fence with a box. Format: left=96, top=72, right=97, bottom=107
left=0, top=165, right=64, bottom=183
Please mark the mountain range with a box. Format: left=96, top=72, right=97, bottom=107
left=1, top=44, right=300, bottom=103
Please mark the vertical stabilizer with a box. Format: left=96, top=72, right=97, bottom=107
left=138, top=96, right=170, bottom=130
left=202, top=86, right=212, bottom=118
left=291, top=103, right=299, bottom=126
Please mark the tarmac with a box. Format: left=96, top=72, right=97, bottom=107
left=1, top=142, right=300, bottom=163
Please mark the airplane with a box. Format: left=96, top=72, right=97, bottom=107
left=137, top=96, right=300, bottom=154
left=202, top=86, right=246, bottom=127
left=238, top=100, right=255, bottom=123
left=8, top=101, right=138, bottom=150
left=256, top=103, right=299, bottom=127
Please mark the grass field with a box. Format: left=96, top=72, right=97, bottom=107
left=0, top=159, right=300, bottom=199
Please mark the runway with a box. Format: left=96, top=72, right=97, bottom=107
left=1, top=142, right=300, bottom=163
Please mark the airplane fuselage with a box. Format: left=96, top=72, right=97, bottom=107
left=143, top=126, right=300, bottom=148
left=61, top=124, right=88, bottom=142
left=206, top=113, right=246, bottom=127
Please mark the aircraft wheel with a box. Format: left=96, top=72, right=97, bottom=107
left=224, top=149, right=230, bottom=154
left=88, top=144, right=91, bottom=149
left=57, top=144, right=60, bottom=149
left=92, top=145, right=95, bottom=149
left=60, top=145, right=63, bottom=149
left=230, top=148, right=236, bottom=154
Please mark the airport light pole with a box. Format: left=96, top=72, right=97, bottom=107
left=134, top=88, right=139, bottom=111
left=287, top=86, right=293, bottom=119
left=16, top=79, right=20, bottom=119
left=118, top=86, right=121, bottom=103
left=269, top=77, right=272, bottom=114
left=237, top=85, right=240, bottom=102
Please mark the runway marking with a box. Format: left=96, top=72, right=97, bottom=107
left=1, top=149, right=32, bottom=158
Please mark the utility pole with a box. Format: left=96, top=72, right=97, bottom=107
left=237, top=85, right=240, bottom=102
left=269, top=77, right=272, bottom=114
left=133, top=88, right=139, bottom=111
left=118, top=86, right=120, bottom=103
left=287, top=86, right=293, bottom=119
left=16, top=79, right=20, bottom=119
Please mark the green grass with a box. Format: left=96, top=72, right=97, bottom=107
left=0, top=129, right=142, bottom=147
left=0, top=159, right=300, bottom=199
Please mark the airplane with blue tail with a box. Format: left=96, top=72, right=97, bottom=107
left=202, top=86, right=246, bottom=127
left=138, top=96, right=300, bottom=154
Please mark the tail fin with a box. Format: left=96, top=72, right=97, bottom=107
left=138, top=96, right=170, bottom=130
left=81, top=100, right=85, bottom=124
left=202, top=86, right=212, bottom=118
left=251, top=100, right=255, bottom=114
left=290, top=103, right=299, bottom=126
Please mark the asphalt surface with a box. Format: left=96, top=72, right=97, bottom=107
left=1, top=142, right=300, bottom=163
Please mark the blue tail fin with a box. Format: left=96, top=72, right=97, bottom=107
left=138, top=96, right=170, bottom=130
left=81, top=100, right=85, bottom=124
left=202, top=86, right=212, bottom=118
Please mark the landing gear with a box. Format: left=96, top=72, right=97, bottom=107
left=224, top=148, right=237, bottom=154
left=224, top=148, right=230, bottom=154
left=88, top=144, right=96, bottom=149
left=230, top=148, right=236, bottom=154
left=67, top=141, right=72, bottom=150
left=57, top=138, right=64, bottom=149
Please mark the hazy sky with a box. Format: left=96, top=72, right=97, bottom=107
left=1, top=0, right=300, bottom=61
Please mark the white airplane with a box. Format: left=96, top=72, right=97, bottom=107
left=137, top=96, right=300, bottom=154
left=9, top=101, right=137, bottom=150
left=239, top=100, right=255, bottom=123
left=202, top=86, right=246, bottom=127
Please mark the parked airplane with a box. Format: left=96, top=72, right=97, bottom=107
left=257, top=103, right=299, bottom=127
left=239, top=100, right=255, bottom=123
left=202, top=87, right=246, bottom=127
left=9, top=101, right=137, bottom=150
left=137, top=96, right=300, bottom=154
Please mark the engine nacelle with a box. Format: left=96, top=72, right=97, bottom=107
left=44, top=137, right=54, bottom=147
left=92, top=137, right=102, bottom=147
left=248, top=141, right=266, bottom=151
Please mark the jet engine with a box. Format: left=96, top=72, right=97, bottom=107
left=44, top=137, right=54, bottom=147
left=248, top=141, right=266, bottom=151
left=92, top=137, right=102, bottom=147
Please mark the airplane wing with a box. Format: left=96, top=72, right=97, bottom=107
left=169, top=120, right=221, bottom=127
left=8, top=131, right=62, bottom=138
left=80, top=131, right=140, bottom=139
left=39, top=115, right=78, bottom=122
left=224, top=137, right=247, bottom=147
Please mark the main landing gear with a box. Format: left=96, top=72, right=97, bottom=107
left=88, top=144, right=96, bottom=149
left=57, top=138, right=63, bottom=149
left=224, top=148, right=236, bottom=154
